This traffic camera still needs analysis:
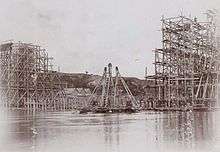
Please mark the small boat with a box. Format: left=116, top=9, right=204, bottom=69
left=79, top=108, right=91, bottom=114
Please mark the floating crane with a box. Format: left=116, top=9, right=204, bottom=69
left=80, top=63, right=139, bottom=113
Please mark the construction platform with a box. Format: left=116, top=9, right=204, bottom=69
left=79, top=63, right=140, bottom=114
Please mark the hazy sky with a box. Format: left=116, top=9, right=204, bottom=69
left=0, top=0, right=219, bottom=78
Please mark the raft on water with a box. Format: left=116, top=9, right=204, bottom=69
left=79, top=108, right=138, bottom=114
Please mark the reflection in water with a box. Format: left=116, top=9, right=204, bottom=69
left=0, top=110, right=219, bottom=152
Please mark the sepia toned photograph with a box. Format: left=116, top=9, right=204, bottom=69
left=0, top=0, right=220, bottom=152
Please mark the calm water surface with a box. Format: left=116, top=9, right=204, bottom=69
left=0, top=110, right=220, bottom=152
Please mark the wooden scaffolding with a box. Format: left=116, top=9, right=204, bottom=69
left=147, top=11, right=220, bottom=110
left=0, top=41, right=67, bottom=111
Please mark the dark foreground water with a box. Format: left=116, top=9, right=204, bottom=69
left=0, top=110, right=220, bottom=152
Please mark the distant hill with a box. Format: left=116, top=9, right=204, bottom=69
left=58, top=72, right=155, bottom=96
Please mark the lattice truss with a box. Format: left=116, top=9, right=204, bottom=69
left=153, top=13, right=219, bottom=108
left=0, top=41, right=67, bottom=110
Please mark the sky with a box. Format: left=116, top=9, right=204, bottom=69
left=0, top=0, right=219, bottom=78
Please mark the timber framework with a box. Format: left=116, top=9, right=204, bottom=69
left=0, top=41, right=68, bottom=111
left=147, top=11, right=220, bottom=110
left=1, top=11, right=220, bottom=112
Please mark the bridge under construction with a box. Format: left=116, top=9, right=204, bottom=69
left=0, top=11, right=220, bottom=112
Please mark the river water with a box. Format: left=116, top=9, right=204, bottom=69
left=0, top=110, right=220, bottom=152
